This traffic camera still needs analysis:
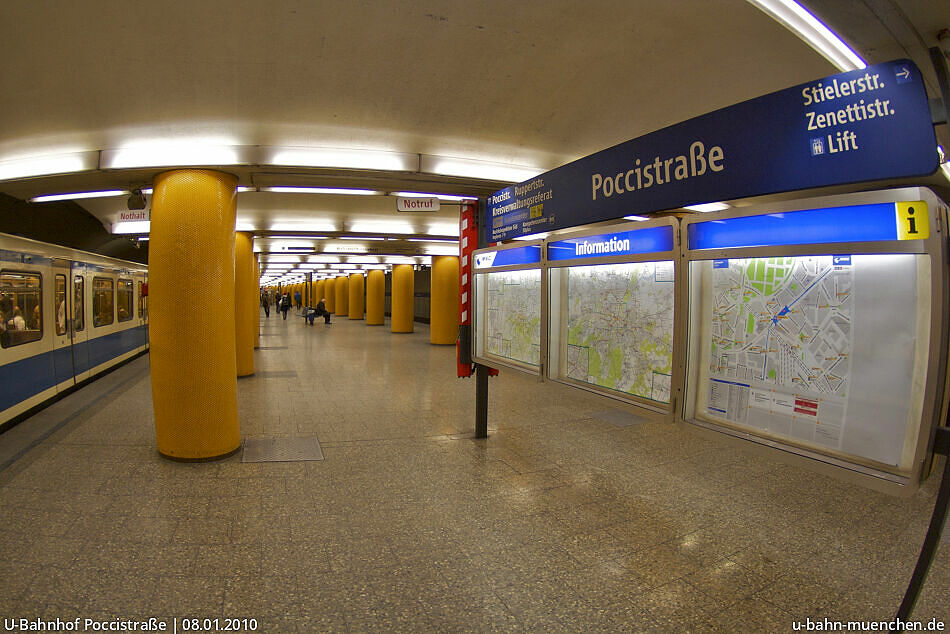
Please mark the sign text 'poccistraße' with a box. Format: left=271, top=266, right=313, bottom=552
left=486, top=59, right=938, bottom=243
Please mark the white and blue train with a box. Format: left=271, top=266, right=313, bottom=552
left=0, top=232, right=148, bottom=431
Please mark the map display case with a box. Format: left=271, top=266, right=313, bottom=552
left=681, top=188, right=948, bottom=490
left=472, top=241, right=543, bottom=374
left=546, top=219, right=681, bottom=412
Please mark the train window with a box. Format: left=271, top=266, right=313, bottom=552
left=55, top=275, right=67, bottom=335
left=0, top=270, right=43, bottom=348
left=73, top=276, right=85, bottom=332
left=117, top=279, right=133, bottom=322
left=93, top=277, right=114, bottom=327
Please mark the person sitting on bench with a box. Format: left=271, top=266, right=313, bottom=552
left=313, top=297, right=331, bottom=325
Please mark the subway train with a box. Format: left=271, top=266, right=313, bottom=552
left=0, top=232, right=148, bottom=431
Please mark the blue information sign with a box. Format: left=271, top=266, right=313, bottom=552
left=687, top=202, right=900, bottom=250
left=473, top=244, right=541, bottom=269
left=547, top=225, right=674, bottom=261
left=487, top=59, right=937, bottom=243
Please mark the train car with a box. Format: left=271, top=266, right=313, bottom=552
left=0, top=232, right=148, bottom=431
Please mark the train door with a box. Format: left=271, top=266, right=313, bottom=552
left=70, top=263, right=91, bottom=382
left=51, top=260, right=75, bottom=391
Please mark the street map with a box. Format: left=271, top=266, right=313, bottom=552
left=484, top=269, right=541, bottom=366
left=706, top=256, right=853, bottom=445
left=565, top=262, right=674, bottom=403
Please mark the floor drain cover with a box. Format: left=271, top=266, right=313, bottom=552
left=590, top=410, right=650, bottom=427
left=242, top=436, right=324, bottom=462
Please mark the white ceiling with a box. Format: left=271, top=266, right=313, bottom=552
left=0, top=0, right=947, bottom=281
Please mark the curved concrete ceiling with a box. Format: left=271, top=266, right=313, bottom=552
left=0, top=0, right=947, bottom=279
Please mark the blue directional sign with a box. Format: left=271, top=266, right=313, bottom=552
left=487, top=59, right=938, bottom=243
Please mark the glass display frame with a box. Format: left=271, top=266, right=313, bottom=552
left=680, top=187, right=949, bottom=491
left=545, top=218, right=682, bottom=413
left=471, top=240, right=544, bottom=376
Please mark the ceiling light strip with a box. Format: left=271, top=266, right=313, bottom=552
left=746, top=0, right=865, bottom=71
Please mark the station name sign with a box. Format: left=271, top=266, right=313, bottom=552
left=487, top=59, right=938, bottom=243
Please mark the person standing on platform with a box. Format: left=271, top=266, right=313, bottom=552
left=280, top=293, right=291, bottom=320
left=261, top=291, right=270, bottom=318
left=293, top=290, right=302, bottom=312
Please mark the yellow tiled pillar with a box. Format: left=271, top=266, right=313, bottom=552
left=315, top=279, right=326, bottom=307
left=235, top=232, right=255, bottom=377
left=325, top=278, right=336, bottom=313
left=348, top=273, right=365, bottom=319
left=335, top=275, right=349, bottom=317
left=430, top=256, right=459, bottom=345
left=366, top=270, right=385, bottom=325
left=391, top=264, right=414, bottom=333
left=149, top=169, right=240, bottom=460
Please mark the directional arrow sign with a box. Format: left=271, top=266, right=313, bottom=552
left=487, top=59, right=938, bottom=243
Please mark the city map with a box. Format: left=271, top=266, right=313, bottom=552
left=706, top=256, right=853, bottom=440
left=483, top=270, right=541, bottom=366
left=565, top=262, right=674, bottom=403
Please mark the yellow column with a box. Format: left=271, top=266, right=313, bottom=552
left=253, top=259, right=260, bottom=349
left=366, top=270, right=385, bottom=325
left=348, top=273, right=365, bottom=319
left=325, top=278, right=336, bottom=313
left=335, top=275, right=349, bottom=316
left=430, top=255, right=460, bottom=345
left=149, top=169, right=240, bottom=460
left=391, top=264, right=414, bottom=333
left=235, top=232, right=255, bottom=376
left=315, top=279, right=326, bottom=306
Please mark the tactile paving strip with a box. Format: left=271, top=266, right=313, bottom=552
left=242, top=436, right=324, bottom=462
left=590, top=409, right=650, bottom=427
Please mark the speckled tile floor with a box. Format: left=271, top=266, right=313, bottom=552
left=0, top=311, right=947, bottom=632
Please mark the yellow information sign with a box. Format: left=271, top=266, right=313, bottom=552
left=529, top=204, right=543, bottom=219
left=896, top=201, right=929, bottom=240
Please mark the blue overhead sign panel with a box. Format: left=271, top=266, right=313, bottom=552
left=547, top=225, right=674, bottom=261
left=487, top=59, right=938, bottom=243
left=473, top=244, right=541, bottom=269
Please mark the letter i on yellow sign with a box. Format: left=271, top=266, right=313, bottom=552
left=896, top=201, right=929, bottom=240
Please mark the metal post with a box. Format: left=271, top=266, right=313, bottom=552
left=475, top=364, right=488, bottom=438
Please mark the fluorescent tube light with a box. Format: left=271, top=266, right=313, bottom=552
left=348, top=220, right=415, bottom=234
left=31, top=189, right=128, bottom=203
left=0, top=151, right=97, bottom=181
left=513, top=233, right=548, bottom=241
left=408, top=238, right=459, bottom=243
left=746, top=0, right=865, bottom=71
left=421, top=155, right=545, bottom=183
left=265, top=147, right=416, bottom=172
left=112, top=221, right=151, bottom=234
left=623, top=215, right=650, bottom=221
left=339, top=236, right=385, bottom=241
left=393, top=191, right=477, bottom=202
left=426, top=222, right=461, bottom=237
left=103, top=144, right=244, bottom=169
left=306, top=255, right=341, bottom=263
left=684, top=202, right=731, bottom=213
left=263, top=186, right=379, bottom=195
left=268, top=221, right=338, bottom=232
left=426, top=246, right=461, bottom=256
